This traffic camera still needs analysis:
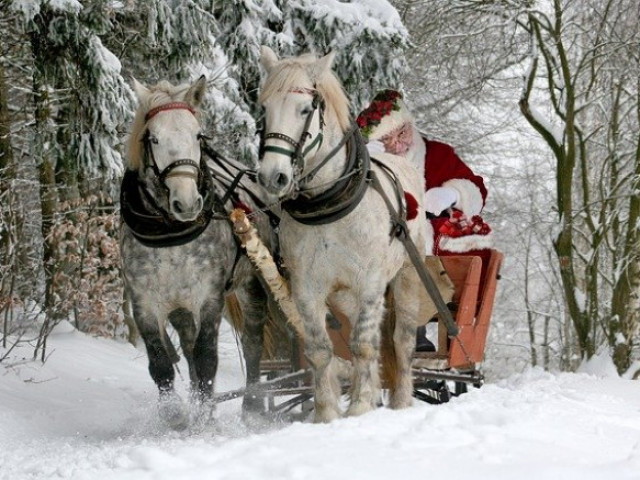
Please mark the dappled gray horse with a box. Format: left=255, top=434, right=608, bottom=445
left=120, top=77, right=274, bottom=429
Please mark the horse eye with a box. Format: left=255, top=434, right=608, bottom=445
left=301, top=105, right=313, bottom=116
left=149, top=134, right=159, bottom=145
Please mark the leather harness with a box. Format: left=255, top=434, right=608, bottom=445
left=261, top=90, right=460, bottom=336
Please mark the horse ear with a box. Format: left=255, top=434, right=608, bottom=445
left=185, top=75, right=207, bottom=107
left=311, top=51, right=336, bottom=80
left=260, top=45, right=279, bottom=73
left=131, top=77, right=150, bottom=99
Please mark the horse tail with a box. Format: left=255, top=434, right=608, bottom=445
left=224, top=292, right=245, bottom=334
left=224, top=292, right=279, bottom=359
left=380, top=288, right=398, bottom=393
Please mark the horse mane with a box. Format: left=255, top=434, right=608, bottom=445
left=126, top=80, right=198, bottom=170
left=258, top=54, right=352, bottom=133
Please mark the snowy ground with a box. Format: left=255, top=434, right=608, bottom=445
left=2, top=321, right=640, bottom=480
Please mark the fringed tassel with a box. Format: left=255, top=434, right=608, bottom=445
left=229, top=209, right=305, bottom=339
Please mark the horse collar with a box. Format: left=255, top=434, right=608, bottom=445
left=120, top=157, right=223, bottom=248
left=281, top=128, right=370, bottom=225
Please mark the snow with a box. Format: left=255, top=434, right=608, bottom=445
left=2, top=321, right=640, bottom=480
left=297, top=0, right=406, bottom=36
left=12, top=0, right=82, bottom=19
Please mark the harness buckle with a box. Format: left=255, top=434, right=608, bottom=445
left=390, top=220, right=409, bottom=242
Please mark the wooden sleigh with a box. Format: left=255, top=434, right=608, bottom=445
left=217, top=248, right=504, bottom=414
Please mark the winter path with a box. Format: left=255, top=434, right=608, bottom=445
left=1, top=321, right=640, bottom=480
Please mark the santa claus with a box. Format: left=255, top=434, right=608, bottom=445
left=357, top=89, right=493, bottom=351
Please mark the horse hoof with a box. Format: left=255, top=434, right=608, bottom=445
left=242, top=393, right=266, bottom=414
left=389, top=398, right=413, bottom=410
left=158, top=393, right=190, bottom=431
left=389, top=389, right=414, bottom=409
left=191, top=399, right=216, bottom=428
left=313, top=407, right=341, bottom=423
left=346, top=400, right=375, bottom=417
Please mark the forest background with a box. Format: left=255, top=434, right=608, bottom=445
left=1, top=0, right=639, bottom=379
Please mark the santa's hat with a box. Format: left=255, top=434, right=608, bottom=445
left=356, top=89, right=414, bottom=140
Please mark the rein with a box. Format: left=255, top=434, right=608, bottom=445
left=367, top=159, right=460, bottom=339
left=281, top=126, right=369, bottom=225
left=200, top=140, right=282, bottom=228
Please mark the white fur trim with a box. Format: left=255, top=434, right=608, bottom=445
left=423, top=222, right=435, bottom=255
left=406, top=127, right=426, bottom=179
left=439, top=231, right=493, bottom=252
left=441, top=178, right=484, bottom=216
left=367, top=99, right=414, bottom=141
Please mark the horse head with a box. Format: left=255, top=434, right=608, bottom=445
left=128, top=76, right=207, bottom=222
left=257, top=46, right=351, bottom=198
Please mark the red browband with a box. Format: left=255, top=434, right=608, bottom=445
left=289, top=87, right=316, bottom=95
left=145, top=102, right=196, bottom=121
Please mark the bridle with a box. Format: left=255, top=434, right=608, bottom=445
left=261, top=88, right=327, bottom=188
left=260, top=87, right=369, bottom=225
left=142, top=101, right=204, bottom=187
left=121, top=101, right=222, bottom=247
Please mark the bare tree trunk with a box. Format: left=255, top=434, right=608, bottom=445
left=0, top=60, right=14, bottom=255
left=30, top=15, right=61, bottom=361
left=543, top=314, right=550, bottom=371
left=523, top=234, right=538, bottom=367
left=608, top=77, right=640, bottom=373
left=0, top=61, right=12, bottom=173
left=0, top=58, right=15, bottom=346
left=519, top=5, right=594, bottom=361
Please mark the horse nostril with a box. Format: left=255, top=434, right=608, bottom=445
left=172, top=199, right=183, bottom=214
left=275, top=173, right=289, bottom=188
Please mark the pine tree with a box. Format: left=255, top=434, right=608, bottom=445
left=14, top=0, right=133, bottom=356
left=5, top=0, right=412, bottom=345
left=285, top=0, right=409, bottom=112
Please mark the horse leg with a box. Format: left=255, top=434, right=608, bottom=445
left=132, top=303, right=189, bottom=430
left=194, top=298, right=224, bottom=400
left=237, top=276, right=269, bottom=414
left=388, top=264, right=421, bottom=409
left=346, top=291, right=385, bottom=417
left=298, top=299, right=341, bottom=423
left=195, top=298, right=224, bottom=397
left=168, top=307, right=199, bottom=393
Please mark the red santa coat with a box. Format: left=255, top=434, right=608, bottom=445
left=422, top=138, right=492, bottom=289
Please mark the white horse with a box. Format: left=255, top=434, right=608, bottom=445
left=257, top=46, right=432, bottom=422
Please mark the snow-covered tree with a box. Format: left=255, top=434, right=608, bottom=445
left=2, top=0, right=412, bottom=350
left=212, top=0, right=410, bottom=163
left=7, top=0, right=133, bottom=355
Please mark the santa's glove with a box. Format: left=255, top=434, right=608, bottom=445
left=366, top=140, right=385, bottom=155
left=424, top=187, right=459, bottom=217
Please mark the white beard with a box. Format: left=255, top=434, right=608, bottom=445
left=405, top=126, right=426, bottom=185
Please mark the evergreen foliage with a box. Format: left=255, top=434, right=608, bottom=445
left=1, top=0, right=408, bottom=351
